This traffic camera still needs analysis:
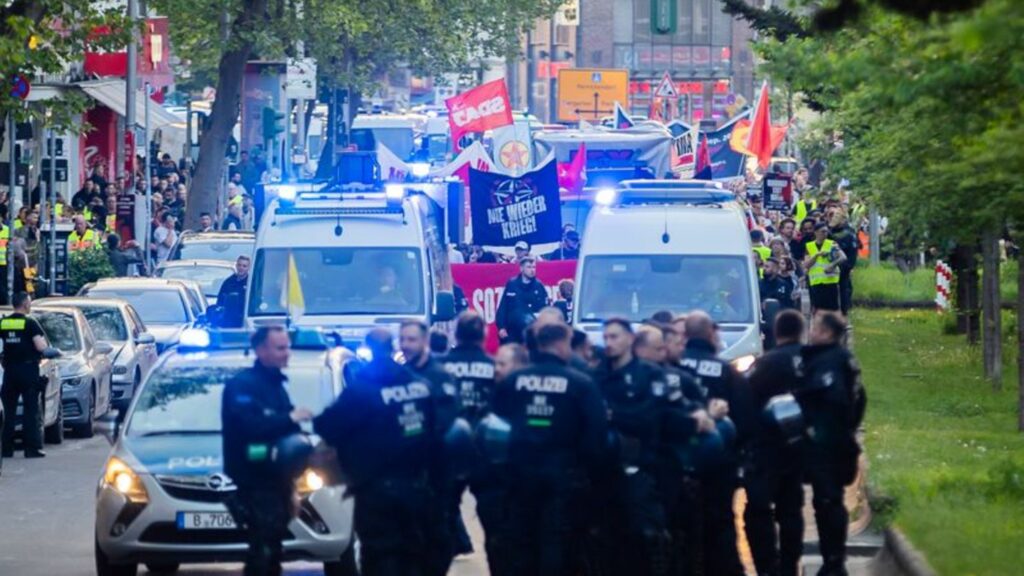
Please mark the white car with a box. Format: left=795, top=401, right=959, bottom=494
left=78, top=279, right=202, bottom=353
left=155, top=259, right=236, bottom=307
left=35, top=297, right=159, bottom=412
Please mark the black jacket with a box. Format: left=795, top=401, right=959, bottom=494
left=798, top=344, right=866, bottom=450
left=830, top=224, right=860, bottom=271
left=108, top=246, right=144, bottom=277
left=221, top=361, right=300, bottom=490
left=679, top=338, right=756, bottom=442
left=760, top=273, right=797, bottom=309
left=594, top=356, right=669, bottom=469
left=406, top=355, right=459, bottom=431
left=216, top=274, right=247, bottom=328
left=494, top=275, right=548, bottom=343
left=491, top=352, right=607, bottom=473
left=746, top=343, right=804, bottom=450
left=441, top=344, right=496, bottom=423
left=314, top=357, right=445, bottom=490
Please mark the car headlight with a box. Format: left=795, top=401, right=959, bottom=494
left=296, top=468, right=325, bottom=495
left=103, top=457, right=149, bottom=503
left=62, top=374, right=90, bottom=388
left=112, top=365, right=129, bottom=376
left=730, top=354, right=757, bottom=373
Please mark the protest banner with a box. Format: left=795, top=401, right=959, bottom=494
left=469, top=159, right=562, bottom=247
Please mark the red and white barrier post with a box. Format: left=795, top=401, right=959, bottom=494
left=935, top=260, right=953, bottom=311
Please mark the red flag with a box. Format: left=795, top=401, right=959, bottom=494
left=745, top=81, right=786, bottom=169
left=694, top=135, right=712, bottom=180
left=557, top=143, right=587, bottom=196
left=445, top=79, right=514, bottom=150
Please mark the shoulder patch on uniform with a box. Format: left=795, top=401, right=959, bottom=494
left=697, top=360, right=722, bottom=378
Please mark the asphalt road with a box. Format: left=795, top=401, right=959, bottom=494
left=0, top=437, right=489, bottom=576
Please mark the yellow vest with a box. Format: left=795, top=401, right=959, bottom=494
left=753, top=245, right=771, bottom=278
left=69, top=228, right=100, bottom=252
left=0, top=225, right=8, bottom=266
left=794, top=198, right=817, bottom=224
left=806, top=239, right=840, bottom=286
left=106, top=214, right=117, bottom=234
left=229, top=195, right=243, bottom=207
left=13, top=219, right=23, bottom=230
left=55, top=204, right=64, bottom=218
left=83, top=207, right=93, bottom=222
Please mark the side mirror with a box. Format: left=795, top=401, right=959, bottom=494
left=135, top=332, right=156, bottom=345
left=42, top=347, right=62, bottom=359
left=95, top=411, right=120, bottom=444
left=94, top=341, right=114, bottom=355
left=435, top=291, right=457, bottom=322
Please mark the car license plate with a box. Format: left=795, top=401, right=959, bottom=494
left=176, top=511, right=237, bottom=530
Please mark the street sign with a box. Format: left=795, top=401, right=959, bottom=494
left=285, top=58, right=317, bottom=99
left=651, top=0, right=677, bottom=34
left=41, top=158, right=69, bottom=183
left=0, top=162, right=28, bottom=188
left=9, top=74, right=30, bottom=100
left=557, top=68, right=629, bottom=122
left=46, top=137, right=65, bottom=158
left=654, top=71, right=678, bottom=98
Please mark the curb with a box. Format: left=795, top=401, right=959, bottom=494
left=869, top=528, right=937, bottom=576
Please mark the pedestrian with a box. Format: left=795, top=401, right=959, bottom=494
left=553, top=279, right=574, bottom=322
left=223, top=202, right=244, bottom=231
left=743, top=310, right=808, bottom=576
left=198, top=212, right=216, bottom=233
left=761, top=258, right=797, bottom=310
left=314, top=328, right=453, bottom=576
left=799, top=312, right=866, bottom=576
left=15, top=210, right=40, bottom=269
left=106, top=234, right=145, bottom=277
left=152, top=212, right=178, bottom=265
left=221, top=326, right=314, bottom=576
left=828, top=207, right=860, bottom=316
left=237, top=150, right=262, bottom=193
left=491, top=322, right=607, bottom=576
left=752, top=229, right=772, bottom=277
left=89, top=163, right=109, bottom=193
left=0, top=292, right=51, bottom=461
left=215, top=255, right=250, bottom=328
left=72, top=180, right=99, bottom=211
left=495, top=256, right=548, bottom=344
left=512, top=240, right=532, bottom=263
left=493, top=343, right=529, bottom=384
left=0, top=208, right=10, bottom=305
left=803, top=222, right=846, bottom=314
left=156, top=153, right=180, bottom=180
left=68, top=215, right=101, bottom=253
left=543, top=229, right=581, bottom=260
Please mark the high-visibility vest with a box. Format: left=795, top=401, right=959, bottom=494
left=105, top=214, right=117, bottom=234
left=794, top=198, right=818, bottom=224
left=69, top=228, right=100, bottom=252
left=83, top=207, right=94, bottom=222
left=0, top=226, right=8, bottom=266
left=806, top=239, right=840, bottom=286
left=13, top=219, right=23, bottom=230
left=753, top=245, right=772, bottom=278
left=229, top=195, right=243, bottom=207
left=55, top=204, right=64, bottom=218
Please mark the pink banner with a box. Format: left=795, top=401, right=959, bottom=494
left=452, top=260, right=577, bottom=353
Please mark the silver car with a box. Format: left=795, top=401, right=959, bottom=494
left=32, top=306, right=114, bottom=438
left=155, top=259, right=236, bottom=307
left=34, top=298, right=159, bottom=412
left=94, top=331, right=356, bottom=576
left=78, top=279, right=201, bottom=353
left=0, top=307, right=65, bottom=446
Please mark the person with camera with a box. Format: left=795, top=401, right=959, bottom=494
left=495, top=256, right=549, bottom=344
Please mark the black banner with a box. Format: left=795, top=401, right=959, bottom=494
left=469, top=159, right=562, bottom=247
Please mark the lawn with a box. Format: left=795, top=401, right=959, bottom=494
left=852, top=261, right=1018, bottom=305
left=855, top=308, right=1024, bottom=575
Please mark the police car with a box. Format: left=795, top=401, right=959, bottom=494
left=94, top=328, right=356, bottom=576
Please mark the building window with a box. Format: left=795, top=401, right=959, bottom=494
left=634, top=0, right=651, bottom=42
left=676, top=0, right=694, bottom=44
left=711, top=0, right=732, bottom=46
left=693, top=0, right=710, bottom=44
left=614, top=0, right=634, bottom=43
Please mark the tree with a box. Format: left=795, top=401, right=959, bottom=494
left=156, top=0, right=560, bottom=228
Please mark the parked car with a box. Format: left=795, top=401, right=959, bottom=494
left=78, top=279, right=201, bottom=353
left=155, top=260, right=235, bottom=307
left=32, top=306, right=114, bottom=438
left=34, top=298, right=159, bottom=412
left=168, top=231, right=254, bottom=263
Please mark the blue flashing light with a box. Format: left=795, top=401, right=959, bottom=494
left=595, top=187, right=617, bottom=206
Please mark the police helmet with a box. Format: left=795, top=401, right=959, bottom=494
left=474, top=413, right=511, bottom=466
left=272, top=433, right=315, bottom=480
left=444, top=417, right=479, bottom=481
left=762, top=393, right=805, bottom=446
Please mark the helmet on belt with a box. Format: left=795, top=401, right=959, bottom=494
left=474, top=413, right=511, bottom=466
left=762, top=393, right=805, bottom=445
left=443, top=417, right=479, bottom=482
left=272, top=433, right=315, bottom=480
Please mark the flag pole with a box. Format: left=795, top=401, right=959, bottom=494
left=285, top=249, right=291, bottom=330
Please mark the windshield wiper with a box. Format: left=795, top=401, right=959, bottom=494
left=138, top=429, right=221, bottom=437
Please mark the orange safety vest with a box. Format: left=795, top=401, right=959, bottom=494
left=0, top=225, right=8, bottom=266
left=858, top=230, right=870, bottom=259
left=69, top=228, right=99, bottom=252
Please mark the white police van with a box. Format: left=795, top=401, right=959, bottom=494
left=572, top=180, right=763, bottom=367
left=248, top=177, right=460, bottom=346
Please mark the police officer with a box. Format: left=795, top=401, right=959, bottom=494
left=593, top=320, right=673, bottom=576
left=315, top=329, right=451, bottom=576
left=441, top=311, right=496, bottom=425
left=799, top=312, right=866, bottom=576
left=743, top=310, right=807, bottom=576
left=678, top=311, right=750, bottom=576
left=215, top=255, right=250, bottom=328
left=495, top=256, right=549, bottom=344
left=221, top=326, right=313, bottom=576
left=0, top=292, right=50, bottom=459
left=492, top=322, right=607, bottom=575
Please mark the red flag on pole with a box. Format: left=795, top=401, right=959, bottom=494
left=694, top=135, right=712, bottom=180
left=745, top=81, right=784, bottom=169
left=557, top=143, right=587, bottom=196
left=445, top=79, right=514, bottom=151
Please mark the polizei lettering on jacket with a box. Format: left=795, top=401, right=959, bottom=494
left=380, top=381, right=432, bottom=405
left=486, top=195, right=549, bottom=240
left=515, top=374, right=569, bottom=393
left=445, top=361, right=496, bottom=379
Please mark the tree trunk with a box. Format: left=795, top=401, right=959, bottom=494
left=184, top=0, right=267, bottom=230
left=1018, top=248, right=1024, bottom=431
left=953, top=243, right=980, bottom=343
left=981, top=229, right=1002, bottom=388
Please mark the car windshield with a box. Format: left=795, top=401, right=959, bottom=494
left=159, top=266, right=231, bottom=298
left=86, top=288, right=188, bottom=325
left=37, top=312, right=81, bottom=352
left=127, top=364, right=330, bottom=436
left=175, top=240, right=253, bottom=263
left=578, top=255, right=755, bottom=324
left=249, top=247, right=424, bottom=316
left=80, top=306, right=128, bottom=341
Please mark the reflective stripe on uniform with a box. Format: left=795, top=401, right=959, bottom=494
left=1, top=317, right=26, bottom=330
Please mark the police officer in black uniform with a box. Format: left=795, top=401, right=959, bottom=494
left=799, top=312, right=866, bottom=576
left=442, top=311, right=496, bottom=423
left=492, top=322, right=607, bottom=575
left=315, top=328, right=451, bottom=576
left=592, top=319, right=673, bottom=576
left=678, top=310, right=751, bottom=576
left=495, top=256, right=549, bottom=344
left=744, top=310, right=808, bottom=576
left=221, top=326, right=314, bottom=576
left=1, top=292, right=50, bottom=459
left=215, top=255, right=250, bottom=328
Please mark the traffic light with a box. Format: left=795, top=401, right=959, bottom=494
left=262, top=106, right=285, bottom=143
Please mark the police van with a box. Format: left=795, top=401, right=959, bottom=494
left=572, top=180, right=764, bottom=367
left=247, top=176, right=461, bottom=346
left=94, top=328, right=357, bottom=576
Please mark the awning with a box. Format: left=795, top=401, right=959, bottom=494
left=78, top=79, right=183, bottom=130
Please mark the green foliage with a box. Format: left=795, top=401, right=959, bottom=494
left=67, top=249, right=115, bottom=295
left=852, top=260, right=1018, bottom=304
left=856, top=308, right=1024, bottom=574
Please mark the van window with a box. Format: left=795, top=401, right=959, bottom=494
left=249, top=247, right=425, bottom=316
left=578, top=255, right=754, bottom=324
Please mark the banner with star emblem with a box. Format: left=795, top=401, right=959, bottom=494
left=469, top=158, right=562, bottom=247
left=492, top=118, right=533, bottom=175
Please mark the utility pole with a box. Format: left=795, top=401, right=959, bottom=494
left=126, top=0, right=138, bottom=164
left=143, top=83, right=152, bottom=268
left=47, top=123, right=56, bottom=295
left=6, top=113, right=15, bottom=302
